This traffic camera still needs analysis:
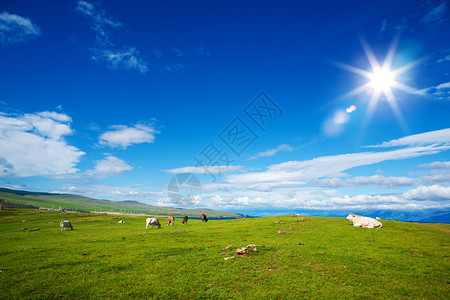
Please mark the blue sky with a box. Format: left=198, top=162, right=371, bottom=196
left=0, top=0, right=449, bottom=216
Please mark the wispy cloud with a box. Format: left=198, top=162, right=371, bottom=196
left=437, top=54, right=450, bottom=63
left=418, top=161, right=450, bottom=185
left=367, top=128, right=450, bottom=148
left=188, top=129, right=450, bottom=211
left=415, top=82, right=450, bottom=101
left=91, top=47, right=148, bottom=73
left=0, top=11, right=41, bottom=46
left=172, top=48, right=186, bottom=57
left=315, top=175, right=415, bottom=189
left=163, top=165, right=243, bottom=174
left=225, top=144, right=450, bottom=187
left=419, top=161, right=450, bottom=169
left=420, top=2, right=447, bottom=24
left=248, top=144, right=294, bottom=160
left=99, top=123, right=159, bottom=149
left=0, top=110, right=84, bottom=177
left=75, top=1, right=148, bottom=73
left=200, top=185, right=449, bottom=211
left=76, top=0, right=121, bottom=46
left=379, top=19, right=387, bottom=33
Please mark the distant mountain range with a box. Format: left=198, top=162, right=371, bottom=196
left=248, top=208, right=449, bottom=224
left=0, top=188, right=242, bottom=218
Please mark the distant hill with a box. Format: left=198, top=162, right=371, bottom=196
left=0, top=188, right=242, bottom=218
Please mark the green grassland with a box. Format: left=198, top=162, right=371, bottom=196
left=0, top=209, right=449, bottom=299
left=0, top=188, right=241, bottom=218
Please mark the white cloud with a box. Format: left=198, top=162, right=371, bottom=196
left=416, top=82, right=450, bottom=101
left=89, top=156, right=132, bottom=177
left=75, top=1, right=148, bottom=73
left=99, top=123, right=159, bottom=149
left=225, top=144, right=450, bottom=186
left=163, top=165, right=243, bottom=175
left=189, top=128, right=450, bottom=211
left=437, top=54, right=450, bottom=63
left=420, top=172, right=450, bottom=185
left=76, top=0, right=121, bottom=44
left=249, top=144, right=294, bottom=160
left=91, top=47, right=148, bottom=73
left=76, top=1, right=95, bottom=17
left=198, top=184, right=450, bottom=211
left=315, top=175, right=415, bottom=189
left=418, top=161, right=450, bottom=185
left=21, top=113, right=73, bottom=138
left=403, top=185, right=450, bottom=200
left=368, top=128, right=450, bottom=147
left=0, top=111, right=84, bottom=177
left=0, top=11, right=40, bottom=46
left=419, top=161, right=450, bottom=169
left=379, top=19, right=387, bottom=33
left=420, top=2, right=447, bottom=24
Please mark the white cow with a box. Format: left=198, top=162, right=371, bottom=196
left=346, top=213, right=382, bottom=229
left=60, top=220, right=73, bottom=231
left=146, top=218, right=161, bottom=229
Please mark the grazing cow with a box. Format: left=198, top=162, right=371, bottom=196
left=60, top=220, right=73, bottom=231
left=166, top=216, right=175, bottom=226
left=146, top=218, right=161, bottom=229
left=182, top=216, right=188, bottom=225
left=346, top=213, right=382, bottom=228
left=201, top=214, right=208, bottom=222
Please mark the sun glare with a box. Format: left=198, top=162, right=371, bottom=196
left=337, top=39, right=421, bottom=130
left=369, top=67, right=396, bottom=93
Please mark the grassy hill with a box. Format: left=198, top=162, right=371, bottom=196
left=0, top=188, right=241, bottom=218
left=0, top=209, right=448, bottom=299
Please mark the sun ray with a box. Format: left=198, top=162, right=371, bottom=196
left=337, top=39, right=419, bottom=132
left=333, top=61, right=373, bottom=78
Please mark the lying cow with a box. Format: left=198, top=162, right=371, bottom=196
left=60, top=220, right=73, bottom=231
left=167, top=216, right=175, bottom=226
left=182, top=216, right=188, bottom=225
left=146, top=218, right=161, bottom=229
left=346, top=213, right=382, bottom=228
left=201, top=213, right=208, bottom=223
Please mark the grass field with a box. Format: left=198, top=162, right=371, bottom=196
left=0, top=208, right=449, bottom=299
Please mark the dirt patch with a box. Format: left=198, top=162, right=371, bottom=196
left=167, top=231, right=187, bottom=235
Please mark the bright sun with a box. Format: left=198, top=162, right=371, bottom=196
left=369, top=67, right=396, bottom=93
left=337, top=39, right=420, bottom=129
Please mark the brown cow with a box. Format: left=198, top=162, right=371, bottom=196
left=201, top=214, right=208, bottom=222
left=166, top=216, right=175, bottom=226
left=182, top=216, right=188, bottom=225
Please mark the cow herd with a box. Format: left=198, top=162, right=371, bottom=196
left=147, top=214, right=208, bottom=229
left=59, top=213, right=383, bottom=232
